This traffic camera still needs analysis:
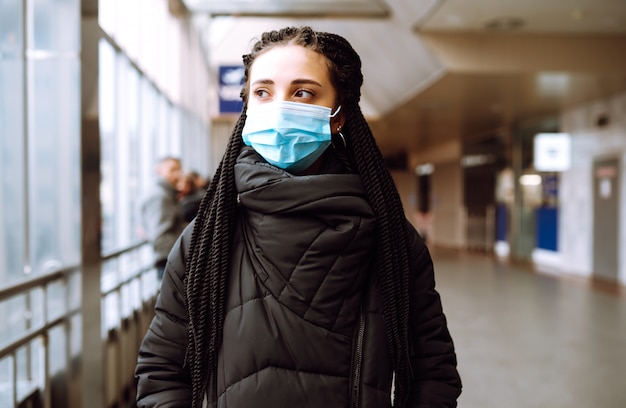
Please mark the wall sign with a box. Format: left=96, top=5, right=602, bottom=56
left=534, top=133, right=571, bottom=172
left=596, top=165, right=617, bottom=199
left=219, top=65, right=244, bottom=114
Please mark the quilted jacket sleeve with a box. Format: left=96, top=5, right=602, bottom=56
left=135, top=226, right=193, bottom=407
left=406, top=224, right=462, bottom=407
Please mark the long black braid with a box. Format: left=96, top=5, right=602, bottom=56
left=184, top=115, right=244, bottom=407
left=184, top=26, right=414, bottom=408
left=344, top=105, right=414, bottom=407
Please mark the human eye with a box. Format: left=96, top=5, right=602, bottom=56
left=294, top=88, right=315, bottom=100
left=253, top=88, right=271, bottom=99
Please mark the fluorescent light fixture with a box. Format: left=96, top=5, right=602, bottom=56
left=520, top=174, right=542, bottom=186
left=182, top=0, right=390, bottom=17
left=460, top=154, right=494, bottom=168
left=536, top=73, right=570, bottom=97
left=415, top=163, right=434, bottom=175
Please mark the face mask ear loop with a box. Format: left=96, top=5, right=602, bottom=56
left=329, top=105, right=344, bottom=145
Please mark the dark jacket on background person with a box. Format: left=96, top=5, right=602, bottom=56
left=135, top=148, right=461, bottom=407
left=140, top=178, right=186, bottom=268
left=180, top=188, right=205, bottom=222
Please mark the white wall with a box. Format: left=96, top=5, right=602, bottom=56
left=209, top=118, right=238, bottom=175
left=431, top=161, right=465, bottom=249
left=409, top=139, right=465, bottom=248
left=558, top=91, right=626, bottom=284
left=391, top=170, right=418, bottom=229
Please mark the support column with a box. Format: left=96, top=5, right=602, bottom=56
left=79, top=1, right=104, bottom=407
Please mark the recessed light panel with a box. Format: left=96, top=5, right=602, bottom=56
left=182, top=0, right=390, bottom=18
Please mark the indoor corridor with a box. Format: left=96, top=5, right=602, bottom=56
left=2, top=0, right=626, bottom=407
left=431, top=248, right=626, bottom=408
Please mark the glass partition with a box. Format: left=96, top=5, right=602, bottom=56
left=29, top=58, right=81, bottom=274
left=0, top=0, right=26, bottom=286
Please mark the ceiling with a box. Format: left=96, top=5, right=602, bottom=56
left=182, top=0, right=626, bottom=159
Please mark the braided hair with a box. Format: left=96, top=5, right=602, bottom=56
left=185, top=26, right=414, bottom=407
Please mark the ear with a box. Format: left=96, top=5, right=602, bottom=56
left=330, top=109, right=346, bottom=134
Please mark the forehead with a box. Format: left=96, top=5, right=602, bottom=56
left=249, top=44, right=332, bottom=84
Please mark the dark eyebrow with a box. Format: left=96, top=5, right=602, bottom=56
left=291, top=78, right=323, bottom=87
left=250, top=79, right=274, bottom=87
left=250, top=78, right=323, bottom=87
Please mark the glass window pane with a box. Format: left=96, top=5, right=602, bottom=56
left=70, top=314, right=81, bottom=358
left=48, top=326, right=66, bottom=374
left=140, top=266, right=158, bottom=301
left=46, top=281, right=67, bottom=321
left=29, top=58, right=80, bottom=274
left=113, top=57, right=139, bottom=250
left=28, top=287, right=44, bottom=329
left=168, top=106, right=181, bottom=156
left=15, top=339, right=43, bottom=401
left=0, top=0, right=23, bottom=58
left=0, top=356, right=14, bottom=405
left=117, top=0, right=140, bottom=60
left=101, top=258, right=117, bottom=294
left=137, top=0, right=157, bottom=73
left=127, top=77, right=142, bottom=247
left=0, top=294, right=27, bottom=347
left=156, top=95, right=169, bottom=157
left=68, top=271, right=80, bottom=310
left=0, top=59, right=26, bottom=284
left=137, top=78, right=156, bottom=241
left=98, top=0, right=117, bottom=38
left=100, top=40, right=116, bottom=254
left=102, top=292, right=120, bottom=337
left=0, top=289, right=44, bottom=350
left=32, top=0, right=79, bottom=52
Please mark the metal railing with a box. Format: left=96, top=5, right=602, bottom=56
left=101, top=241, right=158, bottom=408
left=0, top=265, right=80, bottom=408
left=0, top=240, right=159, bottom=408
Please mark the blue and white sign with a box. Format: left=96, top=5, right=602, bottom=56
left=534, top=132, right=571, bottom=172
left=219, top=65, right=245, bottom=114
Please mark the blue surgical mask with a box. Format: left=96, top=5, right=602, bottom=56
left=241, top=101, right=341, bottom=173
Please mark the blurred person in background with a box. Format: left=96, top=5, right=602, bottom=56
left=140, top=156, right=186, bottom=281
left=189, top=170, right=211, bottom=192
left=178, top=170, right=211, bottom=222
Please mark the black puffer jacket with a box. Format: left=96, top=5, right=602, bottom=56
left=135, top=148, right=461, bottom=407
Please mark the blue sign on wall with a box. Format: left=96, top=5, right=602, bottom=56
left=542, top=174, right=559, bottom=201
left=536, top=207, right=558, bottom=251
left=496, top=203, right=508, bottom=242
left=219, top=65, right=245, bottom=114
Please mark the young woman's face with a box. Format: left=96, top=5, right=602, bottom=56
left=247, top=44, right=344, bottom=131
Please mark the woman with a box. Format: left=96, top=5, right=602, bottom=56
left=135, top=26, right=461, bottom=408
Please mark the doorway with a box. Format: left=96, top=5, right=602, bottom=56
left=592, top=157, right=621, bottom=281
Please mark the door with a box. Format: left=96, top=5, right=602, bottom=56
left=593, top=157, right=621, bottom=281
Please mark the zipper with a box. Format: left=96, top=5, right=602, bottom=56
left=351, top=306, right=366, bottom=408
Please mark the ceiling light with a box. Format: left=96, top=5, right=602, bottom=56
left=461, top=154, right=494, bottom=168
left=444, top=15, right=464, bottom=26
left=520, top=174, right=542, bottom=186
left=484, top=17, right=525, bottom=31
left=415, top=163, right=434, bottom=175
left=182, top=0, right=390, bottom=18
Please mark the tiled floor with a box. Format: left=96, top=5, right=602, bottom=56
left=430, top=248, right=626, bottom=408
